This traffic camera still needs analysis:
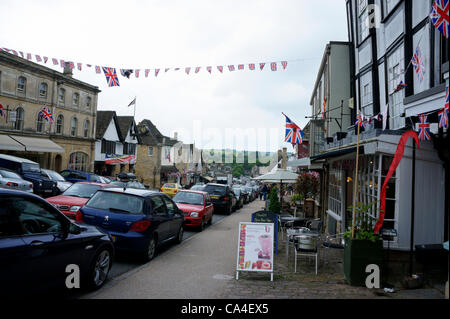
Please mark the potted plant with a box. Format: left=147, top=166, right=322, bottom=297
left=290, top=193, right=304, bottom=206
left=343, top=202, right=383, bottom=287
left=268, top=187, right=281, bottom=215
left=295, top=172, right=319, bottom=200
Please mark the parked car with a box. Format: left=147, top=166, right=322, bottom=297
left=78, top=188, right=184, bottom=261
left=172, top=190, right=214, bottom=231
left=203, top=183, right=237, bottom=215
left=117, top=172, right=137, bottom=182
left=109, top=181, right=146, bottom=189
left=231, top=187, right=244, bottom=209
left=0, top=189, right=114, bottom=297
left=190, top=184, right=205, bottom=191
left=47, top=182, right=112, bottom=220
left=160, top=183, right=182, bottom=197
left=0, top=168, right=33, bottom=193
left=98, top=176, right=112, bottom=184
left=60, top=169, right=103, bottom=184
left=244, top=186, right=256, bottom=201
left=41, top=169, right=72, bottom=194
left=0, top=154, right=58, bottom=197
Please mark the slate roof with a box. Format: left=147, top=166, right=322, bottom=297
left=138, top=119, right=178, bottom=146
left=96, top=111, right=122, bottom=140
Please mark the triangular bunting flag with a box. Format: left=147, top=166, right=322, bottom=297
left=165, top=68, right=170, bottom=72
left=26, top=53, right=32, bottom=60
left=185, top=67, right=191, bottom=74
left=260, top=63, right=265, bottom=70
left=145, top=69, right=150, bottom=77
left=135, top=69, right=140, bottom=78
left=207, top=66, right=212, bottom=73
left=77, top=63, right=82, bottom=71
left=249, top=63, right=255, bottom=70
left=52, top=58, right=58, bottom=65
left=238, top=64, right=244, bottom=70
left=195, top=67, right=201, bottom=73
left=35, top=55, right=42, bottom=62
left=60, top=60, right=65, bottom=68
left=281, top=61, right=288, bottom=69
left=43, top=56, right=48, bottom=63
left=271, top=62, right=277, bottom=71
left=155, top=69, right=160, bottom=77
left=228, top=65, right=235, bottom=71
left=95, top=66, right=101, bottom=74
left=217, top=66, right=223, bottom=73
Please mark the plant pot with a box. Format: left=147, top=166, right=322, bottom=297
left=344, top=238, right=383, bottom=287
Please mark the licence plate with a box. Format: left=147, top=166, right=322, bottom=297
left=211, top=195, right=219, bottom=199
left=44, top=190, right=52, bottom=193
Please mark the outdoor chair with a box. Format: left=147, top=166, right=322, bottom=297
left=294, top=235, right=319, bottom=275
left=306, top=218, right=322, bottom=232
left=321, top=233, right=345, bottom=264
left=285, top=227, right=310, bottom=262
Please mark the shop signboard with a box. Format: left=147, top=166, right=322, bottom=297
left=105, top=154, right=136, bottom=165
left=251, top=210, right=278, bottom=254
left=236, top=222, right=274, bottom=281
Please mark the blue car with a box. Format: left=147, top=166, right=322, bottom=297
left=0, top=189, right=114, bottom=297
left=79, top=188, right=185, bottom=261
left=60, top=169, right=103, bottom=184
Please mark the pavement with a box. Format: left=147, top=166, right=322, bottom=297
left=85, top=199, right=446, bottom=299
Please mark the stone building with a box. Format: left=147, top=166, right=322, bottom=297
left=0, top=50, right=100, bottom=172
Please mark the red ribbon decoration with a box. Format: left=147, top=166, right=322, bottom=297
left=374, top=130, right=420, bottom=234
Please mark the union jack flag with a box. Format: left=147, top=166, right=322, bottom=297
left=102, top=67, right=120, bottom=87
left=271, top=62, right=277, bottom=71
left=40, top=106, right=54, bottom=123
left=35, top=55, right=42, bottom=62
left=355, top=114, right=365, bottom=128
left=411, top=45, right=425, bottom=83
left=281, top=61, right=288, bottom=69
left=95, top=66, right=101, bottom=74
left=238, top=64, right=244, bottom=70
left=0, top=104, right=6, bottom=118
left=284, top=114, right=303, bottom=145
left=228, top=65, right=235, bottom=71
left=430, top=0, right=449, bottom=38
left=438, top=85, right=449, bottom=128
left=259, top=63, right=265, bottom=70
left=418, top=114, right=431, bottom=141
left=249, top=63, right=255, bottom=70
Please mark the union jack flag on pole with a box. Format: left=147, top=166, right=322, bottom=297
left=40, top=106, right=54, bottom=123
left=430, top=0, right=449, bottom=38
left=0, top=104, right=6, bottom=118
left=283, top=113, right=303, bottom=146
left=418, top=114, right=431, bottom=141
left=355, top=113, right=365, bottom=129
left=411, top=44, right=426, bottom=83
left=102, top=67, right=120, bottom=87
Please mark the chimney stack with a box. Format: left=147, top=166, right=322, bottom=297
left=63, top=64, right=73, bottom=77
left=281, top=147, right=287, bottom=169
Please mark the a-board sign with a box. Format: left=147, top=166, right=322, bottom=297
left=236, top=222, right=274, bottom=281
left=251, top=211, right=278, bottom=254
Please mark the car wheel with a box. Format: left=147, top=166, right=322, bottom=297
left=143, top=237, right=157, bottom=262
left=198, top=219, right=205, bottom=232
left=207, top=214, right=213, bottom=225
left=87, top=247, right=112, bottom=290
left=175, top=226, right=184, bottom=244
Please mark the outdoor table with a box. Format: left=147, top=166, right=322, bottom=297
left=280, top=216, right=306, bottom=227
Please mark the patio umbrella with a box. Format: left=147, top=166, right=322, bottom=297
left=253, top=169, right=299, bottom=209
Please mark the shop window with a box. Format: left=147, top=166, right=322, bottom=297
left=56, top=114, right=64, bottom=134
left=387, top=43, right=405, bottom=130
left=68, top=152, right=88, bottom=171
left=328, top=168, right=344, bottom=219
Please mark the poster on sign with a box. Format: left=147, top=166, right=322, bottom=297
left=236, top=222, right=274, bottom=281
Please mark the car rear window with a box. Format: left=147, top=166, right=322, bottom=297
left=173, top=192, right=204, bottom=206
left=63, top=183, right=102, bottom=198
left=163, top=184, right=176, bottom=188
left=85, top=191, right=144, bottom=214
left=203, top=185, right=226, bottom=196
left=0, top=170, right=22, bottom=179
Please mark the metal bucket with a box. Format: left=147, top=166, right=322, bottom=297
left=297, top=235, right=316, bottom=250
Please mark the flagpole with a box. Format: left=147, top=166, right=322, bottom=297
left=352, top=115, right=361, bottom=239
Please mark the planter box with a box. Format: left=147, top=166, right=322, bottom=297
left=344, top=239, right=383, bottom=287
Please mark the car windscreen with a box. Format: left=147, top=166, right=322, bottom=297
left=110, top=181, right=126, bottom=187
left=0, top=170, right=22, bottom=179
left=203, top=185, right=226, bottom=196
left=44, top=170, right=66, bottom=182
left=85, top=191, right=144, bottom=214
left=172, top=192, right=204, bottom=206
left=21, top=163, right=40, bottom=173
left=232, top=188, right=241, bottom=195
left=190, top=185, right=205, bottom=191
left=63, top=183, right=102, bottom=198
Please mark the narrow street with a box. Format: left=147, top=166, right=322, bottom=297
left=83, top=199, right=265, bottom=299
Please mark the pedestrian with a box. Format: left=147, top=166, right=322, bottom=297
left=262, top=183, right=269, bottom=201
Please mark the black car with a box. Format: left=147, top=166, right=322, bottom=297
left=203, top=183, right=237, bottom=215
left=0, top=189, right=114, bottom=297
left=0, top=154, right=58, bottom=197
left=79, top=188, right=185, bottom=261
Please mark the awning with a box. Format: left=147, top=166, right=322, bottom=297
left=309, top=146, right=363, bottom=161
left=0, top=134, right=26, bottom=151
left=160, top=165, right=179, bottom=174
left=9, top=135, right=65, bottom=153
left=287, top=157, right=311, bottom=168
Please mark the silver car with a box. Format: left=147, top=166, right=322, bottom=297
left=41, top=169, right=73, bottom=194
left=0, top=169, right=34, bottom=193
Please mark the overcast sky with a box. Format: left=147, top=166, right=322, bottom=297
left=0, top=0, right=348, bottom=152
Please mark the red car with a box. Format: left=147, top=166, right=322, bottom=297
left=46, top=182, right=111, bottom=220
left=172, top=190, right=214, bottom=231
